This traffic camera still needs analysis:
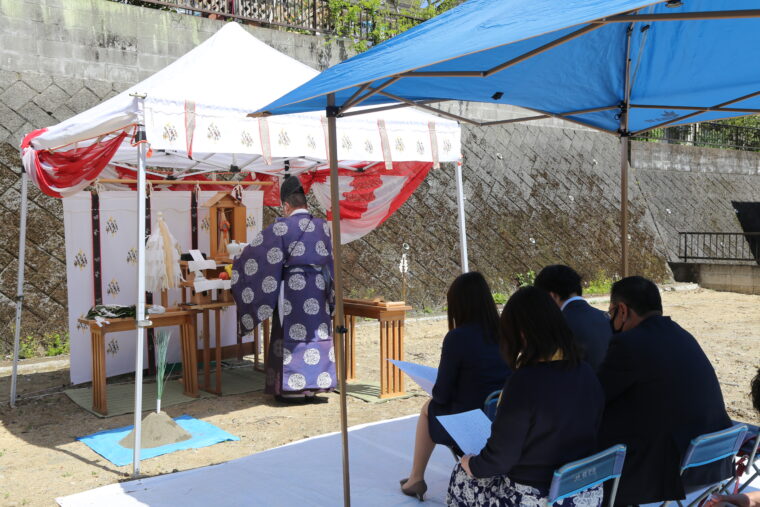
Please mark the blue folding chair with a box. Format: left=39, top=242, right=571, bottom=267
left=483, top=390, right=501, bottom=421
left=548, top=444, right=627, bottom=506
left=735, top=423, right=759, bottom=493
left=662, top=423, right=748, bottom=507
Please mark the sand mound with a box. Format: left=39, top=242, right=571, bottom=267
left=119, top=411, right=192, bottom=449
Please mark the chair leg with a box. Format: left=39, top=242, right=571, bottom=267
left=738, top=466, right=760, bottom=493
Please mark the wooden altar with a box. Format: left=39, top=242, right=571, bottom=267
left=342, top=299, right=413, bottom=399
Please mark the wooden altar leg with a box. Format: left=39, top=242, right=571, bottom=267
left=263, top=318, right=270, bottom=370
left=345, top=315, right=356, bottom=381
left=399, top=318, right=405, bottom=394
left=379, top=320, right=387, bottom=398
left=91, top=328, right=108, bottom=415
left=253, top=324, right=261, bottom=371
left=181, top=318, right=199, bottom=398
left=236, top=324, right=243, bottom=361
left=215, top=309, right=222, bottom=395
left=203, top=309, right=211, bottom=391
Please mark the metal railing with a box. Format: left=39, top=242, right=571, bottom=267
left=636, top=122, right=760, bottom=152
left=678, top=232, right=760, bottom=263
left=111, top=0, right=423, bottom=40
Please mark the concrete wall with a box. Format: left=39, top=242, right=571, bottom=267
left=633, top=142, right=760, bottom=263
left=1, top=0, right=759, bottom=353
left=671, top=262, right=760, bottom=295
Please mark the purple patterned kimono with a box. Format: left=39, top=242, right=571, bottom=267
left=231, top=210, right=336, bottom=395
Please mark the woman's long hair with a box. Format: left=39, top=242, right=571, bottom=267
left=499, top=286, right=580, bottom=369
left=446, top=272, right=500, bottom=344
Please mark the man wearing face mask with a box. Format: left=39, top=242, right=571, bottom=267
left=597, top=276, right=732, bottom=506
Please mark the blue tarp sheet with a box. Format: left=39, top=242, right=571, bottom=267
left=258, top=0, right=760, bottom=134
left=77, top=415, right=239, bottom=466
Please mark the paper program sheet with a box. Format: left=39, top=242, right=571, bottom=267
left=388, top=360, right=437, bottom=395
left=436, top=409, right=492, bottom=455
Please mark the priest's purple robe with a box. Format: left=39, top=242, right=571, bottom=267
left=231, top=212, right=336, bottom=395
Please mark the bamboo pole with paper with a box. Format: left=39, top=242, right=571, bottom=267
left=153, top=331, right=173, bottom=414
left=145, top=212, right=182, bottom=297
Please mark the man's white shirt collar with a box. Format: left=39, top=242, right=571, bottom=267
left=561, top=296, right=585, bottom=311
left=289, top=208, right=310, bottom=216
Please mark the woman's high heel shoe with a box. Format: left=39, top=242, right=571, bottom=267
left=399, top=478, right=427, bottom=501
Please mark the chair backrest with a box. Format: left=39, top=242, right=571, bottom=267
left=483, top=390, right=501, bottom=421
left=547, top=445, right=627, bottom=505
left=681, top=424, right=748, bottom=474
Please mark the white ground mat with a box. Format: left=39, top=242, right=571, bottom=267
left=57, top=414, right=454, bottom=506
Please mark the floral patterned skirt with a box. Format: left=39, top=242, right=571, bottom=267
left=446, top=463, right=603, bottom=507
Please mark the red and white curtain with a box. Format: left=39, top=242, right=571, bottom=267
left=300, top=162, right=433, bottom=244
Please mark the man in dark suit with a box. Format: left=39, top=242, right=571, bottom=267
left=598, top=276, right=733, bottom=505
left=534, top=265, right=612, bottom=370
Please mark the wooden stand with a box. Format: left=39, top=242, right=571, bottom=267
left=184, top=301, right=237, bottom=395
left=79, top=310, right=199, bottom=416
left=252, top=319, right=271, bottom=373
left=342, top=299, right=412, bottom=399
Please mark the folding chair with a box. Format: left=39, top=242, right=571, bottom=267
left=734, top=422, right=759, bottom=493
left=483, top=389, right=501, bottom=421
left=663, top=423, right=748, bottom=507
left=548, top=444, right=627, bottom=506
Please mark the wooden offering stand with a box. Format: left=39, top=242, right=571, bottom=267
left=342, top=298, right=412, bottom=399
left=79, top=311, right=199, bottom=416
left=178, top=259, right=240, bottom=395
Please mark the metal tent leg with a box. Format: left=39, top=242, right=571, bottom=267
left=327, top=93, right=351, bottom=507
left=620, top=135, right=630, bottom=278
left=10, top=171, right=29, bottom=408
left=132, top=122, right=149, bottom=476
left=455, top=159, right=469, bottom=273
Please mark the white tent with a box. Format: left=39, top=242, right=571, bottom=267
left=12, top=21, right=462, bottom=485
left=24, top=22, right=460, bottom=188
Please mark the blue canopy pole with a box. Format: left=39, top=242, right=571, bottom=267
left=619, top=22, right=634, bottom=278
left=326, top=93, right=351, bottom=507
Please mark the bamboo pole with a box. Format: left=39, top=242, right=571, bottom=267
left=327, top=94, right=351, bottom=507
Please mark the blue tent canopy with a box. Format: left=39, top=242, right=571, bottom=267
left=256, top=0, right=760, bottom=135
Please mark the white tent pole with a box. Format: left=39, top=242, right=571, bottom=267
left=455, top=159, right=469, bottom=273
left=327, top=93, right=351, bottom=507
left=132, top=97, right=149, bottom=476
left=10, top=171, right=29, bottom=408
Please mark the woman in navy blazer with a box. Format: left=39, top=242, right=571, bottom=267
left=400, top=272, right=510, bottom=500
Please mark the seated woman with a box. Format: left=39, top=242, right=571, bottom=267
left=448, top=286, right=605, bottom=506
left=400, top=272, right=510, bottom=501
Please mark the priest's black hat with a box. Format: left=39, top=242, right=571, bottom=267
left=280, top=175, right=304, bottom=203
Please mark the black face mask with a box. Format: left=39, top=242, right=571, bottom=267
left=609, top=306, right=624, bottom=334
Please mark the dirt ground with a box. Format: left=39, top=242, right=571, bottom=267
left=0, top=288, right=758, bottom=506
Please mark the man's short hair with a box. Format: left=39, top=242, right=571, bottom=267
left=610, top=276, right=662, bottom=316
left=284, top=191, right=307, bottom=208
left=534, top=265, right=582, bottom=300
left=751, top=368, right=760, bottom=414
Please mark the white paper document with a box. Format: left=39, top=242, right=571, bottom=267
left=388, top=360, right=437, bottom=395
left=436, top=409, right=493, bottom=455
left=188, top=249, right=217, bottom=271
